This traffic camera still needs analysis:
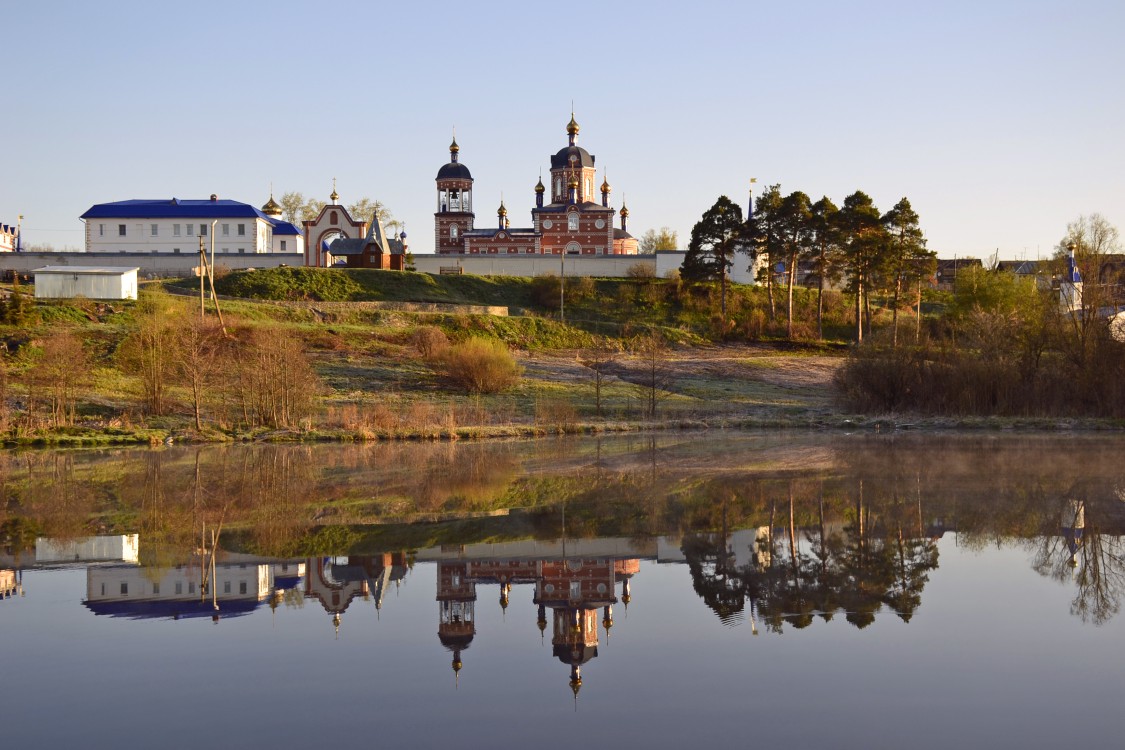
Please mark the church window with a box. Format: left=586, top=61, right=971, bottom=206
left=280, top=240, right=287, bottom=251
left=568, top=213, right=578, bottom=231
left=238, top=223, right=246, bottom=236
left=222, top=224, right=230, bottom=236
left=118, top=224, right=126, bottom=236
left=555, top=178, right=562, bottom=196
left=570, top=581, right=581, bottom=599
left=330, top=211, right=338, bottom=225
left=450, top=225, right=459, bottom=240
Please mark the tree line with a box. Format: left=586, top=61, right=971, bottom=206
left=682, top=188, right=935, bottom=343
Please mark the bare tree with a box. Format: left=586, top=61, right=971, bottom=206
left=631, top=332, right=673, bottom=419
left=27, top=331, right=90, bottom=427
left=176, top=316, right=224, bottom=431
left=117, top=292, right=180, bottom=415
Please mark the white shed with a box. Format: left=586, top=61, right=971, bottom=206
left=32, top=266, right=139, bottom=300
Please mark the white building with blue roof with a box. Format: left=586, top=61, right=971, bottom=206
left=80, top=194, right=303, bottom=257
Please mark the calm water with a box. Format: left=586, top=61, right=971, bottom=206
left=2, top=433, right=1124, bottom=748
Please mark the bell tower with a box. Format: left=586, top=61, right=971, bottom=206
left=435, top=137, right=475, bottom=255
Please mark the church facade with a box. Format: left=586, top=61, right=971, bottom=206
left=434, top=115, right=638, bottom=257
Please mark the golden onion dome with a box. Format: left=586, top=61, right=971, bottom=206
left=261, top=195, right=282, bottom=216
left=601, top=177, right=611, bottom=194
left=568, top=176, right=579, bottom=189
left=330, top=188, right=339, bottom=203
left=450, top=137, right=459, bottom=154
left=619, top=203, right=629, bottom=218
left=498, top=201, right=508, bottom=217
left=535, top=177, right=545, bottom=193
left=567, top=113, right=580, bottom=136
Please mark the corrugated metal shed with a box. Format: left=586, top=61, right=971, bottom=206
left=33, top=266, right=139, bottom=300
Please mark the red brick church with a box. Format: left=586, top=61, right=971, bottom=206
left=434, top=115, right=638, bottom=257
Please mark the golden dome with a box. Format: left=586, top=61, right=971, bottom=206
left=498, top=201, right=508, bottom=217
left=261, top=194, right=282, bottom=216
left=601, top=177, right=611, bottom=194
left=450, top=137, right=459, bottom=154
left=535, top=177, right=545, bottom=193
left=330, top=189, right=339, bottom=202
left=567, top=113, right=579, bottom=136
left=568, top=176, right=579, bottom=189
left=619, top=203, right=629, bottom=218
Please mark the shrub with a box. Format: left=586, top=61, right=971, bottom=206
left=413, top=325, right=450, bottom=359
left=626, top=263, right=655, bottom=278
left=439, top=337, right=523, bottom=394
left=530, top=274, right=561, bottom=309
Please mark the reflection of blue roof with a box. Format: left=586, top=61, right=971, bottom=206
left=81, top=199, right=270, bottom=221
left=83, top=598, right=261, bottom=620
left=274, top=575, right=302, bottom=590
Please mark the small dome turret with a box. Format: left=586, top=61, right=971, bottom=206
left=535, top=177, right=545, bottom=194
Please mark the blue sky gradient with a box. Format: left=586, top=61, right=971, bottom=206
left=4, top=0, right=1122, bottom=258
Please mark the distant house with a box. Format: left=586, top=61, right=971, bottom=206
left=995, top=259, right=1041, bottom=279
left=33, top=266, right=139, bottom=300
left=0, top=221, right=17, bottom=253
left=80, top=195, right=303, bottom=256
left=935, top=258, right=982, bottom=289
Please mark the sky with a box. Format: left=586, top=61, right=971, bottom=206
left=3, top=0, right=1123, bottom=259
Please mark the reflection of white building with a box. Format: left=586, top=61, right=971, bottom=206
left=36, top=534, right=139, bottom=564
left=1, top=569, right=21, bottom=599
left=84, top=563, right=273, bottom=620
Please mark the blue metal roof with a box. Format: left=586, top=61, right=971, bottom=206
left=267, top=217, right=302, bottom=235
left=80, top=199, right=271, bottom=221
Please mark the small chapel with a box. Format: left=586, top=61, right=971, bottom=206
left=434, top=114, right=638, bottom=257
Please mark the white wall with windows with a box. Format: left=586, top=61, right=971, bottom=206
left=84, top=217, right=273, bottom=255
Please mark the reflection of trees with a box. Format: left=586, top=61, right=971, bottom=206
left=682, top=531, right=745, bottom=626
left=682, top=478, right=939, bottom=631
left=1032, top=493, right=1125, bottom=626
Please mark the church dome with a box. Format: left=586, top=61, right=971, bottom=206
left=437, top=162, right=473, bottom=181
left=535, top=177, right=545, bottom=194
left=261, top=195, right=283, bottom=216
left=551, top=145, right=594, bottom=170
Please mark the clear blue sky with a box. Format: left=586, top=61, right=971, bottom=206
left=4, top=0, right=1123, bottom=259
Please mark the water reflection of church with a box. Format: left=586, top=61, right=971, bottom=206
left=303, top=553, right=410, bottom=634
left=437, top=557, right=638, bottom=696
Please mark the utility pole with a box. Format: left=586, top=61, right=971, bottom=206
left=560, top=254, right=565, bottom=323
left=198, top=234, right=206, bottom=318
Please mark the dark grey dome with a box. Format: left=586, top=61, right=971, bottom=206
left=550, top=145, right=594, bottom=170
left=437, top=162, right=473, bottom=180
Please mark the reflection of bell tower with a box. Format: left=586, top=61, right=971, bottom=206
left=435, top=137, right=475, bottom=255
left=553, top=606, right=600, bottom=698
left=437, top=561, right=476, bottom=679
left=534, top=558, right=620, bottom=698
